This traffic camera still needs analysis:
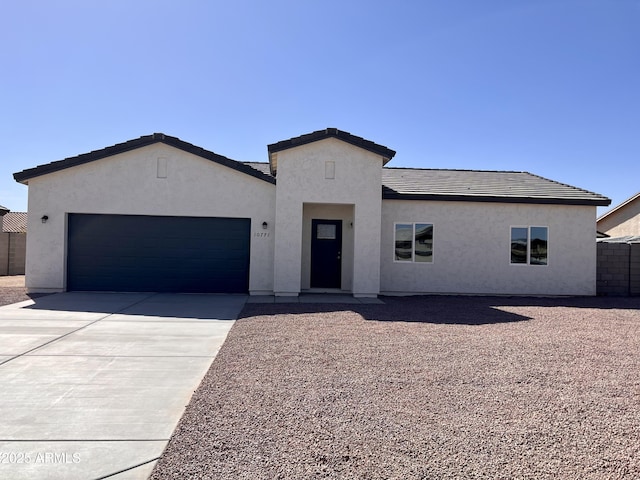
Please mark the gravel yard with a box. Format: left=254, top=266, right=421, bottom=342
left=150, top=296, right=640, bottom=479
left=0, top=275, right=48, bottom=306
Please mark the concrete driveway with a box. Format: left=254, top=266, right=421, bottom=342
left=0, top=292, right=245, bottom=480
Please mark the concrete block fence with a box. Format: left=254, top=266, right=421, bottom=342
left=0, top=232, right=26, bottom=276
left=597, top=242, right=640, bottom=296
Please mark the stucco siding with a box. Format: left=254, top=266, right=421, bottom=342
left=597, top=200, right=640, bottom=237
left=380, top=200, right=597, bottom=295
left=273, top=138, right=383, bottom=296
left=25, top=144, right=275, bottom=293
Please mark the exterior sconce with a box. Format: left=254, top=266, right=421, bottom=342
left=41, top=215, right=49, bottom=224
left=262, top=222, right=268, bottom=229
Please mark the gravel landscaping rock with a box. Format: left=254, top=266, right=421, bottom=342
left=150, top=295, right=640, bottom=479
left=0, top=276, right=50, bottom=306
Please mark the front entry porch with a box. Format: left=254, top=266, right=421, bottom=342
left=301, top=203, right=354, bottom=294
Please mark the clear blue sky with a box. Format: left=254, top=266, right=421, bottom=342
left=2, top=0, right=638, bottom=216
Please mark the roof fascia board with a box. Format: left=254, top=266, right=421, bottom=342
left=382, top=191, right=611, bottom=206
left=14, top=134, right=276, bottom=185
left=267, top=128, right=396, bottom=175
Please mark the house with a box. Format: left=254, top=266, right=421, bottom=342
left=597, top=192, right=640, bottom=238
left=13, top=129, right=610, bottom=296
left=0, top=209, right=27, bottom=276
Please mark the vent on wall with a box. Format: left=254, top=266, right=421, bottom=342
left=325, top=161, right=335, bottom=179
left=157, top=157, right=168, bottom=178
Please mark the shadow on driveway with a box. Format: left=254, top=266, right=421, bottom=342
left=20, top=292, right=248, bottom=321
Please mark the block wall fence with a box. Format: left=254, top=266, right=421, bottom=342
left=596, top=242, right=640, bottom=296
left=0, top=232, right=26, bottom=276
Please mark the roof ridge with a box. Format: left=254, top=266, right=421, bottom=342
left=14, top=134, right=276, bottom=186
left=268, top=128, right=396, bottom=160
left=525, top=171, right=609, bottom=199
left=597, top=191, right=640, bottom=221
left=383, top=166, right=526, bottom=174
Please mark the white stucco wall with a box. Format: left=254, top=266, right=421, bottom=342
left=273, top=138, right=383, bottom=296
left=24, top=143, right=276, bottom=293
left=380, top=200, right=598, bottom=296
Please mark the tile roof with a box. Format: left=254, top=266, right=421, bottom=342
left=267, top=128, right=396, bottom=161
left=381, top=167, right=610, bottom=206
left=243, top=162, right=271, bottom=175
left=0, top=205, right=8, bottom=215
left=598, top=235, right=640, bottom=243
left=242, top=163, right=610, bottom=206
left=13, top=133, right=276, bottom=185
left=12, top=133, right=610, bottom=207
left=2, top=212, right=27, bottom=233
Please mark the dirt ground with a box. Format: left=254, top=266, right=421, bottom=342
left=151, top=296, right=640, bottom=479
left=0, top=275, right=25, bottom=288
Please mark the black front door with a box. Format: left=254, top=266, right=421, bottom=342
left=310, top=219, right=342, bottom=288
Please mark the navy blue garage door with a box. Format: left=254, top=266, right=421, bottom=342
left=67, top=214, right=250, bottom=293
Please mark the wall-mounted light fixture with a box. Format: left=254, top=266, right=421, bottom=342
left=262, top=221, right=268, bottom=229
left=41, top=215, right=49, bottom=224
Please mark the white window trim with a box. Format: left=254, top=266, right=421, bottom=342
left=509, top=225, right=549, bottom=266
left=393, top=222, right=434, bottom=264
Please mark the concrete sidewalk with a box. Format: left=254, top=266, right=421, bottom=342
left=247, top=293, right=384, bottom=304
left=0, top=292, right=245, bottom=480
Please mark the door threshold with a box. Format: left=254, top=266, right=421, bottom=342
left=303, top=288, right=351, bottom=294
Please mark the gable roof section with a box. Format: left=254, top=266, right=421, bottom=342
left=13, top=133, right=276, bottom=185
left=12, top=132, right=610, bottom=207
left=597, top=192, right=640, bottom=222
left=0, top=205, right=8, bottom=216
left=2, top=212, right=27, bottom=233
left=382, top=168, right=610, bottom=206
left=267, top=128, right=396, bottom=175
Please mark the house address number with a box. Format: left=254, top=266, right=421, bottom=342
left=254, top=232, right=270, bottom=237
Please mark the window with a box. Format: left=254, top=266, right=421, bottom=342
left=395, top=223, right=433, bottom=262
left=511, top=226, right=548, bottom=265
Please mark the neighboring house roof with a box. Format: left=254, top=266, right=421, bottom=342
left=597, top=231, right=610, bottom=238
left=598, top=235, right=640, bottom=243
left=0, top=205, right=8, bottom=216
left=597, top=192, right=640, bottom=222
left=13, top=132, right=611, bottom=207
left=13, top=133, right=275, bottom=185
left=2, top=212, right=27, bottom=233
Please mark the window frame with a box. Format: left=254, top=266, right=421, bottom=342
left=393, top=222, right=434, bottom=263
left=510, top=225, right=549, bottom=266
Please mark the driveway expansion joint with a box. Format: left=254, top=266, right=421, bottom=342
left=0, top=292, right=242, bottom=480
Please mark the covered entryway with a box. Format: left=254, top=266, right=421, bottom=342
left=301, top=204, right=354, bottom=292
left=67, top=214, right=250, bottom=293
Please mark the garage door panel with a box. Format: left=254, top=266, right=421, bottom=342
left=67, top=214, right=250, bottom=293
